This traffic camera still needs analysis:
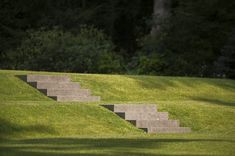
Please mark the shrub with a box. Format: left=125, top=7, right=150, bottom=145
left=5, top=26, right=123, bottom=73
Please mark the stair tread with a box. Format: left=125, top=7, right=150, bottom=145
left=51, top=95, right=101, bottom=102
left=128, top=119, right=180, bottom=128
left=116, top=112, right=168, bottom=120
left=29, top=81, right=81, bottom=89
left=41, top=88, right=87, bottom=91
left=26, top=74, right=70, bottom=82
left=39, top=88, right=90, bottom=96
left=148, top=127, right=191, bottom=130
left=103, top=104, right=157, bottom=111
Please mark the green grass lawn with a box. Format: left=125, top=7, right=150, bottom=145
left=0, top=70, right=235, bottom=156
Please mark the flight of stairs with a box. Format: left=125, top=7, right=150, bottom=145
left=102, top=104, right=191, bottom=133
left=21, top=74, right=100, bottom=102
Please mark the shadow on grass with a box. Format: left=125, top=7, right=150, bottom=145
left=124, top=75, right=177, bottom=90
left=124, top=75, right=235, bottom=91
left=0, top=137, right=234, bottom=156
left=0, top=118, right=56, bottom=138
left=15, top=75, right=27, bottom=82
left=191, top=97, right=235, bottom=107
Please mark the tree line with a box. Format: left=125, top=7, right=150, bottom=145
left=0, top=0, right=235, bottom=78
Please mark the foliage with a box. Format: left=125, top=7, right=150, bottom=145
left=0, top=0, right=235, bottom=77
left=0, top=0, right=152, bottom=63
left=215, top=28, right=235, bottom=78
left=135, top=0, right=235, bottom=77
left=4, top=26, right=123, bottom=73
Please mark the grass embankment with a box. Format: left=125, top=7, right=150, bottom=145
left=0, top=70, right=235, bottom=155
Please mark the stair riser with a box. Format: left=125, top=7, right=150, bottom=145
left=26, top=75, right=70, bottom=82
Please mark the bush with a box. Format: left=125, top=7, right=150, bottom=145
left=5, top=26, right=123, bottom=73
left=215, top=29, right=235, bottom=78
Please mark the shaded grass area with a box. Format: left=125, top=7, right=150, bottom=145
left=0, top=102, right=143, bottom=139
left=0, top=70, right=235, bottom=155
left=190, top=97, right=235, bottom=107
left=0, top=118, right=56, bottom=136
left=1, top=136, right=235, bottom=156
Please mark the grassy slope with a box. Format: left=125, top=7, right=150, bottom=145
left=0, top=70, right=235, bottom=156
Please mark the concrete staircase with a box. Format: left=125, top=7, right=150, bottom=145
left=102, top=104, right=191, bottom=134
left=22, top=75, right=100, bottom=102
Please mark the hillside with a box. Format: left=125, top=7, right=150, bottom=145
left=0, top=70, right=235, bottom=155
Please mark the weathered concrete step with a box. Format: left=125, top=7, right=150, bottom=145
left=50, top=95, right=101, bottom=102
left=145, top=127, right=191, bottom=134
left=26, top=75, right=70, bottom=82
left=39, top=89, right=90, bottom=96
left=128, top=120, right=179, bottom=128
left=101, top=104, right=191, bottom=134
left=102, top=104, right=157, bottom=113
left=21, top=74, right=99, bottom=102
left=116, top=112, right=168, bottom=120
left=29, top=82, right=80, bottom=89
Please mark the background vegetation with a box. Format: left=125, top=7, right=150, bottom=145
left=1, top=0, right=235, bottom=77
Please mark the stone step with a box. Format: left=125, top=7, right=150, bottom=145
left=128, top=120, right=179, bottom=128
left=102, top=104, right=157, bottom=113
left=145, top=127, right=191, bottom=134
left=21, top=74, right=99, bottom=102
left=39, top=89, right=90, bottom=96
left=101, top=104, right=191, bottom=134
left=116, top=112, right=168, bottom=120
left=50, top=95, right=101, bottom=102
left=29, top=82, right=80, bottom=89
left=26, top=75, right=70, bottom=82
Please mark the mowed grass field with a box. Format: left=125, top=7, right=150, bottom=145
left=0, top=70, right=235, bottom=156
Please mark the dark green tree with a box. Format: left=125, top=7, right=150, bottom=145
left=135, top=0, right=235, bottom=77
left=215, top=28, right=235, bottom=78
